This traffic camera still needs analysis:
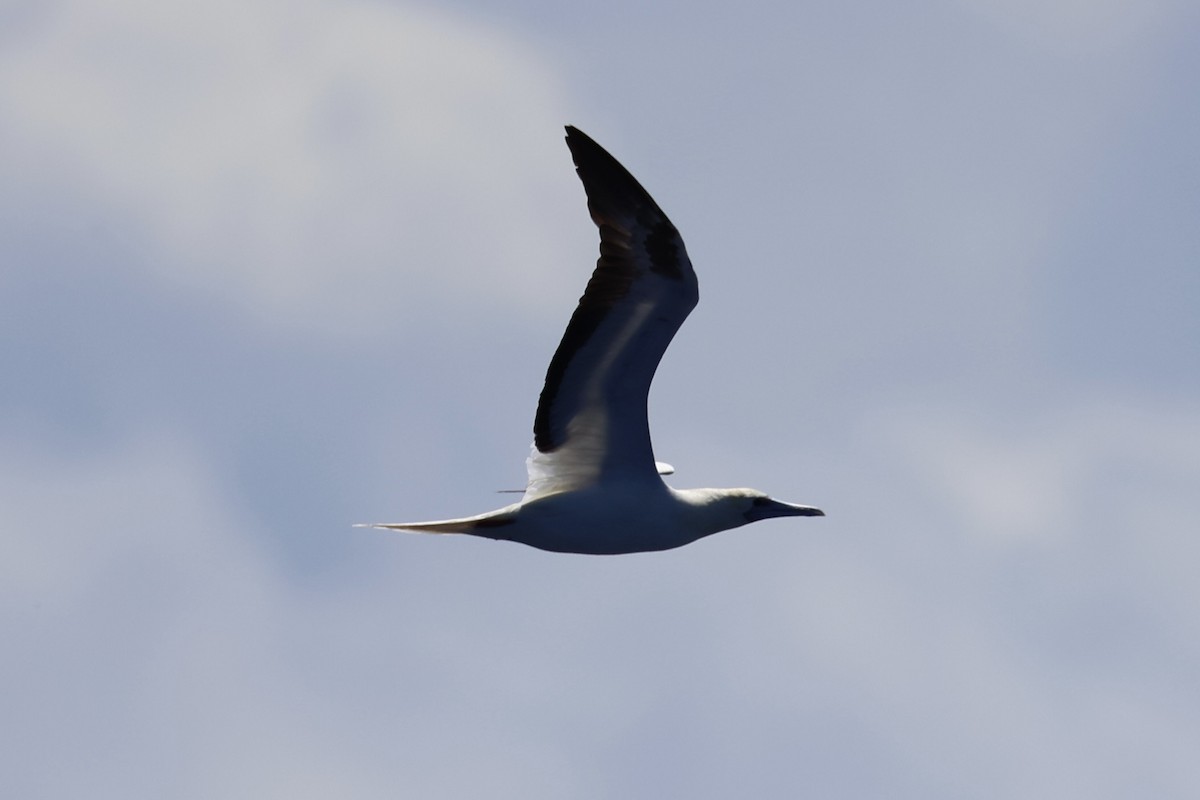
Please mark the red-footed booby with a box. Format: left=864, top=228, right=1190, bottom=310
left=360, top=127, right=823, bottom=554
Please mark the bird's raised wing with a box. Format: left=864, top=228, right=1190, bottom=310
left=524, top=127, right=699, bottom=500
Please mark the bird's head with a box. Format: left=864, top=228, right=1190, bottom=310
left=677, top=487, right=824, bottom=537
left=738, top=490, right=825, bottom=524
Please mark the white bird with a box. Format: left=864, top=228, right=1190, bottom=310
left=361, top=126, right=823, bottom=554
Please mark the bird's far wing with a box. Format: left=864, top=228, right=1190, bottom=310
left=525, top=126, right=699, bottom=501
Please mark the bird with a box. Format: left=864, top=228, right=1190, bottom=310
left=360, top=126, right=824, bottom=554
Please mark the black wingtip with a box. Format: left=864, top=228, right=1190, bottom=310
left=563, top=125, right=623, bottom=178
left=562, top=126, right=664, bottom=221
left=563, top=125, right=604, bottom=156
left=563, top=124, right=587, bottom=145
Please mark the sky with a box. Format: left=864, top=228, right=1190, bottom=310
left=2, top=0, right=1199, bottom=796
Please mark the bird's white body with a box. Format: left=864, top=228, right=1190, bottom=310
left=515, top=483, right=703, bottom=554
left=361, top=127, right=823, bottom=554
left=384, top=480, right=807, bottom=555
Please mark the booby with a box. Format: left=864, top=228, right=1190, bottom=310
left=361, top=126, right=823, bottom=554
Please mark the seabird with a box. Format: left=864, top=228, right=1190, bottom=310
left=361, top=126, right=823, bottom=554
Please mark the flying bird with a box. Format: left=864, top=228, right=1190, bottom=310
left=360, top=126, right=823, bottom=554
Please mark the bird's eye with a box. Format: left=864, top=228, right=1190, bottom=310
left=751, top=496, right=772, bottom=507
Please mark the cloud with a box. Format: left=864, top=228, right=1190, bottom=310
left=0, top=0, right=580, bottom=337
left=885, top=397, right=1200, bottom=545
left=0, top=432, right=281, bottom=794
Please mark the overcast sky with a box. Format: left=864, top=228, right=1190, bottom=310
left=3, top=0, right=1199, bottom=797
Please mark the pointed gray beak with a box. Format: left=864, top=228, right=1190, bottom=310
left=745, top=498, right=825, bottom=523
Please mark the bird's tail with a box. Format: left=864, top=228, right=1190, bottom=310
left=354, top=506, right=519, bottom=538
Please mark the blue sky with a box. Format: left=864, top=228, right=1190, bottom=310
left=3, top=0, right=1199, bottom=796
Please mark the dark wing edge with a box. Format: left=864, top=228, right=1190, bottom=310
left=532, top=126, right=699, bottom=455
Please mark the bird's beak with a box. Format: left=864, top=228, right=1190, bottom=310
left=745, top=498, right=825, bottom=522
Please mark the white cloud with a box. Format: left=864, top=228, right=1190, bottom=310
left=0, top=0, right=580, bottom=336
left=0, top=434, right=431, bottom=795
left=0, top=433, right=274, bottom=793
left=769, top=395, right=1200, bottom=796
left=883, top=397, right=1200, bottom=545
